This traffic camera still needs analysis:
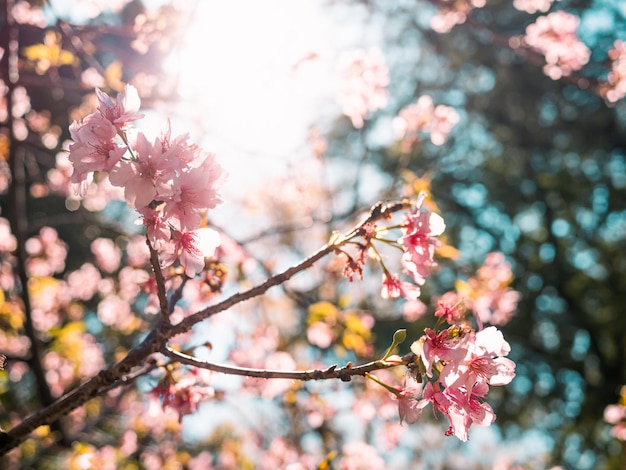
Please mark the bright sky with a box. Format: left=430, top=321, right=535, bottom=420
left=161, top=1, right=366, bottom=197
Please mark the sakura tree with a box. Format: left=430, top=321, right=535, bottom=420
left=0, top=0, right=625, bottom=469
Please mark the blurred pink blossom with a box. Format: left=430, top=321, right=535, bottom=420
left=402, top=298, right=428, bottom=322
left=337, top=47, right=389, bottom=129
left=12, top=1, right=48, bottom=27
left=522, top=11, right=590, bottom=79
left=25, top=227, right=68, bottom=277
left=338, top=441, right=386, bottom=470
left=513, top=0, right=559, bottom=13
left=0, top=217, right=17, bottom=252
left=393, top=95, right=460, bottom=150
left=430, top=0, right=486, bottom=33
left=601, top=40, right=626, bottom=103
left=381, top=272, right=421, bottom=300
left=307, top=321, right=335, bottom=348
left=605, top=400, right=626, bottom=441
left=91, top=237, right=122, bottom=273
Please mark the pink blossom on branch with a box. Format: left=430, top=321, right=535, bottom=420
left=380, top=272, right=421, bottom=300
left=67, top=86, right=226, bottom=277
left=67, top=113, right=126, bottom=188
left=95, top=84, right=144, bottom=131
left=399, top=207, right=446, bottom=285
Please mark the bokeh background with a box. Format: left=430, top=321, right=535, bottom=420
left=1, top=0, right=625, bottom=468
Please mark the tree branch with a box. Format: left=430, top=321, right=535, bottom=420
left=162, top=346, right=409, bottom=382
left=169, top=199, right=412, bottom=337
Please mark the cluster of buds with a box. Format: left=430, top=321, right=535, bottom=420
left=68, top=85, right=225, bottom=277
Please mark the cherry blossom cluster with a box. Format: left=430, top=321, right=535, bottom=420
left=391, top=324, right=515, bottom=441
left=337, top=47, right=389, bottom=129
left=67, top=85, right=225, bottom=277
left=337, top=196, right=445, bottom=302
left=393, top=95, right=460, bottom=151
left=521, top=11, right=590, bottom=80
left=600, top=40, right=626, bottom=104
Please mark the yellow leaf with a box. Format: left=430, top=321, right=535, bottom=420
left=22, top=30, right=76, bottom=73
left=455, top=279, right=473, bottom=298
left=104, top=61, right=125, bottom=92
left=436, top=243, right=461, bottom=260
left=307, top=301, right=338, bottom=324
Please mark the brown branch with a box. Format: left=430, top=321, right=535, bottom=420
left=162, top=346, right=408, bottom=382
left=169, top=199, right=412, bottom=337
left=148, top=243, right=171, bottom=327
left=0, top=328, right=164, bottom=454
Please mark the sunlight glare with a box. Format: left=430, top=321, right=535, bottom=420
left=164, top=1, right=354, bottom=194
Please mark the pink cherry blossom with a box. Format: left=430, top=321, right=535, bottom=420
left=162, top=150, right=224, bottom=231
left=151, top=368, right=214, bottom=422
left=399, top=208, right=445, bottom=285
left=95, top=84, right=144, bottom=131
left=414, top=327, right=465, bottom=378
left=159, top=228, right=220, bottom=278
left=68, top=113, right=126, bottom=187
left=434, top=295, right=466, bottom=325
left=396, top=377, right=427, bottom=424
left=443, top=381, right=496, bottom=441
left=380, top=272, right=421, bottom=300
left=138, top=206, right=171, bottom=250
left=513, top=0, right=559, bottom=13
left=440, top=326, right=516, bottom=391
left=108, top=131, right=175, bottom=209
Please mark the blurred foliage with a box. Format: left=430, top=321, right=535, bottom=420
left=323, top=0, right=626, bottom=467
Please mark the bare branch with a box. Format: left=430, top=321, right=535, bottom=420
left=162, top=346, right=409, bottom=382
left=169, top=199, right=412, bottom=337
